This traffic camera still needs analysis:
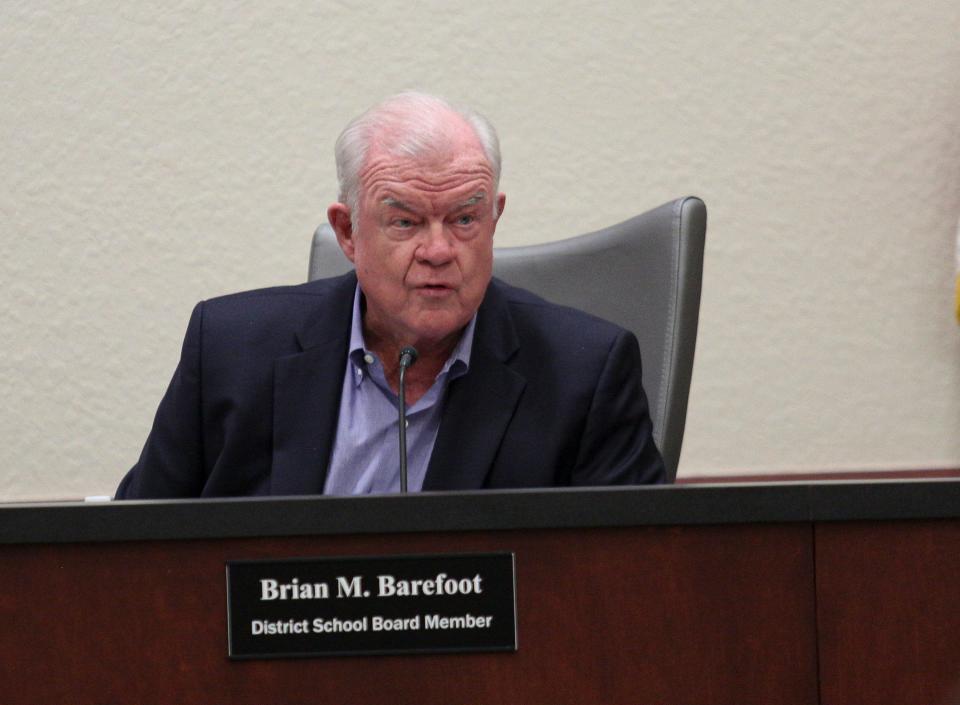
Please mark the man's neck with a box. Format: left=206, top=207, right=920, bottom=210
left=363, top=328, right=462, bottom=406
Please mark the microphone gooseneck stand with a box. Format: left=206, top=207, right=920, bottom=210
left=397, top=346, right=419, bottom=493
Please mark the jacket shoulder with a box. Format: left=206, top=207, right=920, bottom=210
left=197, top=272, right=356, bottom=321
left=187, top=272, right=356, bottom=351
left=201, top=273, right=354, bottom=315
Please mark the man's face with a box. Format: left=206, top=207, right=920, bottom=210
left=329, top=129, right=505, bottom=352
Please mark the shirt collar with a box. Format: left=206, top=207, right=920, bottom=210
left=347, top=284, right=476, bottom=381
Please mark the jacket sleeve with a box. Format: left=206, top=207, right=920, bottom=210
left=570, top=329, right=666, bottom=485
left=115, top=303, right=206, bottom=498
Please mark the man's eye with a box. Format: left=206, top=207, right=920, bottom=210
left=392, top=218, right=414, bottom=228
left=455, top=214, right=476, bottom=226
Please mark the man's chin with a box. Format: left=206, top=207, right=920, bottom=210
left=405, top=317, right=470, bottom=351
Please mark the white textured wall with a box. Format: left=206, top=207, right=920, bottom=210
left=1, top=1, right=958, bottom=500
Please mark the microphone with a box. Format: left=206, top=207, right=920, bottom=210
left=397, top=346, right=419, bottom=493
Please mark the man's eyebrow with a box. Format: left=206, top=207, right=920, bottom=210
left=381, top=191, right=488, bottom=211
left=456, top=191, right=487, bottom=209
left=381, top=197, right=416, bottom=212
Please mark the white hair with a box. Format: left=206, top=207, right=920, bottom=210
left=334, top=91, right=502, bottom=220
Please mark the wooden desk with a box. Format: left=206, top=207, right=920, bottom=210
left=1, top=482, right=958, bottom=704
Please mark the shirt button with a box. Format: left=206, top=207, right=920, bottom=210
left=405, top=420, right=409, bottom=428
left=363, top=353, right=374, bottom=365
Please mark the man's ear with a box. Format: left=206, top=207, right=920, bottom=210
left=493, top=193, right=507, bottom=231
left=327, top=203, right=356, bottom=262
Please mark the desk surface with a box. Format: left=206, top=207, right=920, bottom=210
left=2, top=478, right=960, bottom=544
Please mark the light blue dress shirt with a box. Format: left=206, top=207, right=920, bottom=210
left=322, top=286, right=476, bottom=495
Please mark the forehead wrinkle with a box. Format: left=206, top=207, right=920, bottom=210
left=362, top=164, right=493, bottom=189
left=363, top=172, right=494, bottom=205
left=377, top=189, right=488, bottom=216
left=358, top=148, right=494, bottom=190
left=402, top=174, right=492, bottom=193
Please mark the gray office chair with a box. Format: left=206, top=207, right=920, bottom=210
left=308, top=196, right=706, bottom=481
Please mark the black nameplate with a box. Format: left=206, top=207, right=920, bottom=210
left=226, top=552, right=517, bottom=659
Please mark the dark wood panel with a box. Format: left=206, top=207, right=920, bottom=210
left=816, top=520, right=960, bottom=705
left=0, top=524, right=817, bottom=705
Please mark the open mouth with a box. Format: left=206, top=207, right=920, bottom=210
left=417, top=284, right=454, bottom=296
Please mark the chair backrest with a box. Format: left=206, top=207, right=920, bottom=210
left=308, top=196, right=706, bottom=481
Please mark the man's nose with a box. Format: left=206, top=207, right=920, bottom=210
left=415, top=221, right=455, bottom=264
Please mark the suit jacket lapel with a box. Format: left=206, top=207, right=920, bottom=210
left=423, top=281, right=527, bottom=490
left=270, top=273, right=355, bottom=495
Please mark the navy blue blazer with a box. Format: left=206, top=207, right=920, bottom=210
left=116, top=273, right=664, bottom=498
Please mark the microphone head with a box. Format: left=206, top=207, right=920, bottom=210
left=399, top=346, right=419, bottom=368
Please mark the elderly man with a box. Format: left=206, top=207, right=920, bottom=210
left=116, top=92, right=664, bottom=498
